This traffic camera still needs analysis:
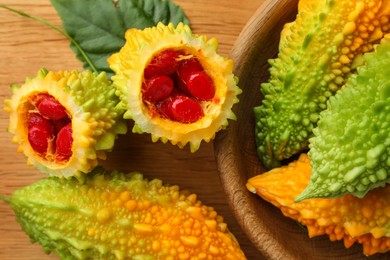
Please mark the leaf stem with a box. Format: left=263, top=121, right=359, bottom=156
left=0, top=194, right=11, bottom=204
left=0, top=4, right=98, bottom=73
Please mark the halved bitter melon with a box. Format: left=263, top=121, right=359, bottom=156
left=4, top=68, right=127, bottom=179
left=108, top=22, right=241, bottom=152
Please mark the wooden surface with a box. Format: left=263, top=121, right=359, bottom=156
left=0, top=0, right=264, bottom=259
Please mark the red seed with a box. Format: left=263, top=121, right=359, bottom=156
left=143, top=76, right=174, bottom=103
left=28, top=93, right=51, bottom=107
left=28, top=113, right=52, bottom=131
left=168, top=96, right=204, bottom=123
left=170, top=72, right=190, bottom=96
left=56, top=123, right=73, bottom=158
left=53, top=117, right=71, bottom=135
left=176, top=59, right=204, bottom=95
left=28, top=125, right=53, bottom=155
left=38, top=96, right=68, bottom=120
left=156, top=99, right=175, bottom=120
left=185, top=71, right=215, bottom=101
left=178, top=58, right=203, bottom=81
left=144, top=50, right=179, bottom=78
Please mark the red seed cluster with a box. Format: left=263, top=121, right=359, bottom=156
left=27, top=93, right=73, bottom=161
left=142, top=50, right=215, bottom=123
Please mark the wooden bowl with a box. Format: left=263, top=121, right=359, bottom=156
left=214, top=0, right=389, bottom=259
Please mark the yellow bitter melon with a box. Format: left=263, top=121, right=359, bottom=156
left=108, top=22, right=241, bottom=152
left=255, top=0, right=390, bottom=169
left=1, top=168, right=246, bottom=259
left=247, top=154, right=390, bottom=256
left=4, top=68, right=127, bottom=179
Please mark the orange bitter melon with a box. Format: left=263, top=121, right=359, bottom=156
left=1, top=168, right=246, bottom=259
left=247, top=154, right=390, bottom=256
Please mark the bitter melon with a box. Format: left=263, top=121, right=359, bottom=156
left=254, top=0, right=390, bottom=169
left=295, top=37, right=390, bottom=201
left=108, top=22, right=241, bottom=152
left=1, top=168, right=246, bottom=259
left=247, top=154, right=390, bottom=256
left=4, top=69, right=127, bottom=179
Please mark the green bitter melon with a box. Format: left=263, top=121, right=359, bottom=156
left=254, top=0, right=390, bottom=169
left=295, top=36, right=390, bottom=201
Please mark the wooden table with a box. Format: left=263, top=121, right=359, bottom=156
left=0, top=0, right=265, bottom=259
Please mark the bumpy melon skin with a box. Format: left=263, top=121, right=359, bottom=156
left=247, top=154, right=390, bottom=256
left=254, top=0, right=390, bottom=169
left=295, top=37, right=390, bottom=201
left=4, top=168, right=246, bottom=259
left=108, top=22, right=241, bottom=152
left=4, top=68, right=127, bottom=179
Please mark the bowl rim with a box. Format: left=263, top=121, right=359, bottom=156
left=214, top=0, right=300, bottom=258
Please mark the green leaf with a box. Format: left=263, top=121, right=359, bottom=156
left=50, top=0, right=190, bottom=78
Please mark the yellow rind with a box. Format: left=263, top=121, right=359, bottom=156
left=109, top=22, right=241, bottom=152
left=10, top=169, right=246, bottom=259
left=5, top=68, right=126, bottom=179
left=247, top=154, right=390, bottom=256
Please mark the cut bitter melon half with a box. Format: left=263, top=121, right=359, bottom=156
left=108, top=22, right=241, bottom=152
left=4, top=68, right=127, bottom=179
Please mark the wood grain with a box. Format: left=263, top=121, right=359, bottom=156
left=0, top=0, right=263, bottom=259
